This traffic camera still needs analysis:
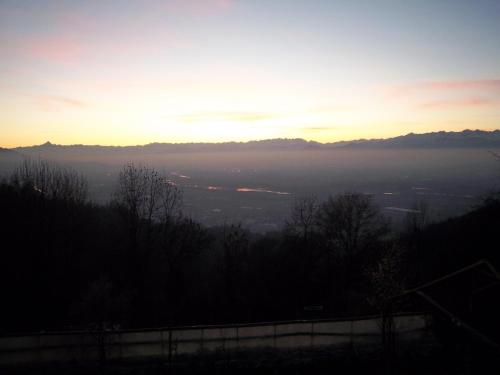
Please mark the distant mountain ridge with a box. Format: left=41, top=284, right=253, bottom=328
left=0, top=147, right=22, bottom=158
left=340, top=129, right=500, bottom=149
left=9, top=129, right=500, bottom=156
left=0, top=148, right=24, bottom=173
left=13, top=138, right=323, bottom=155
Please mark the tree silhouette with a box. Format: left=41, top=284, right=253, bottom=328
left=286, top=196, right=318, bottom=244
left=11, top=158, right=88, bottom=203
left=317, top=192, right=387, bottom=258
left=316, top=192, right=389, bottom=313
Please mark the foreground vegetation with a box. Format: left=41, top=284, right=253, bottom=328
left=1, top=159, right=499, bottom=336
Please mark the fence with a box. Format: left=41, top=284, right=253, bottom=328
left=0, top=313, right=432, bottom=366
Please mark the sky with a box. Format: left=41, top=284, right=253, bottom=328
left=1, top=0, right=500, bottom=147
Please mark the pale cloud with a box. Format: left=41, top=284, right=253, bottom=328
left=302, top=126, right=336, bottom=132
left=419, top=97, right=499, bottom=110
left=5, top=35, right=86, bottom=64
left=388, top=79, right=500, bottom=97
left=385, top=79, right=500, bottom=112
left=10, top=30, right=189, bottom=64
left=409, top=79, right=500, bottom=91
left=0, top=5, right=189, bottom=66
left=34, top=95, right=87, bottom=112
left=175, top=111, right=277, bottom=123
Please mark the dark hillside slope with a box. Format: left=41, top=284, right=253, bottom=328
left=409, top=197, right=500, bottom=279
left=403, top=198, right=500, bottom=349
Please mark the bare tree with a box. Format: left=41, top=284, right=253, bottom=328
left=115, top=163, right=182, bottom=222
left=114, top=163, right=182, bottom=251
left=405, top=200, right=430, bottom=233
left=221, top=223, right=249, bottom=312
left=316, top=192, right=388, bottom=258
left=316, top=192, right=389, bottom=313
left=285, top=196, right=319, bottom=314
left=11, top=158, right=88, bottom=203
left=286, top=196, right=318, bottom=243
left=113, top=163, right=184, bottom=322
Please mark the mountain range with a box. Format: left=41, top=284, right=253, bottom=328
left=2, top=129, right=499, bottom=232
left=4, top=129, right=500, bottom=158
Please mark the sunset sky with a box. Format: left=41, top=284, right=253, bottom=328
left=1, top=0, right=500, bottom=147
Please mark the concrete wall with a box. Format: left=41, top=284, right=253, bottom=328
left=0, top=314, right=431, bottom=366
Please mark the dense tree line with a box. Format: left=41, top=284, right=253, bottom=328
left=1, top=159, right=499, bottom=334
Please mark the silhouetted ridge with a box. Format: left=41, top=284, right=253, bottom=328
left=0, top=147, right=22, bottom=158
left=10, top=129, right=500, bottom=156
left=340, top=129, right=500, bottom=148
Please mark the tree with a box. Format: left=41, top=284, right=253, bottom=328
left=114, top=163, right=182, bottom=253
left=285, top=196, right=320, bottom=315
left=153, top=217, right=209, bottom=325
left=286, top=196, right=318, bottom=243
left=221, top=223, right=249, bottom=320
left=113, top=163, right=183, bottom=324
left=316, top=192, right=389, bottom=313
left=367, top=245, right=405, bottom=374
left=316, top=192, right=388, bottom=258
left=11, top=158, right=88, bottom=203
left=367, top=246, right=405, bottom=314
left=405, top=199, right=430, bottom=234
left=403, top=199, right=431, bottom=282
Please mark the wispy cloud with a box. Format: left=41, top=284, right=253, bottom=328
left=2, top=8, right=188, bottom=65
left=35, top=95, right=87, bottom=111
left=18, top=35, right=84, bottom=63
left=419, top=97, right=499, bottom=109
left=413, top=79, right=500, bottom=91
left=175, top=111, right=276, bottom=123
left=302, top=126, right=336, bottom=132
left=388, top=79, right=500, bottom=97
left=385, top=79, right=500, bottom=111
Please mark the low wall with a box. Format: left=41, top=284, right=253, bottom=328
left=0, top=314, right=432, bottom=366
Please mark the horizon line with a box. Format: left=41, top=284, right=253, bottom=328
left=5, top=128, right=500, bottom=149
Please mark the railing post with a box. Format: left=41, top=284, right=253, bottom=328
left=310, top=322, right=314, bottom=347
left=200, top=328, right=204, bottom=353
left=273, top=324, right=277, bottom=348
left=350, top=319, right=355, bottom=356
left=160, top=330, right=164, bottom=358
left=119, top=331, right=123, bottom=360
left=168, top=328, right=172, bottom=368
left=236, top=326, right=239, bottom=351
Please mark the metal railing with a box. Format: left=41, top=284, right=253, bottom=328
left=0, top=312, right=431, bottom=366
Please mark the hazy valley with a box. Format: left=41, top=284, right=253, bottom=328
left=2, top=130, right=499, bottom=233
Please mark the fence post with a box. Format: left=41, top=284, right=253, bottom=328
left=168, top=328, right=172, bottom=368
left=350, top=319, right=355, bottom=357
left=311, top=322, right=314, bottom=347
left=235, top=326, right=239, bottom=352
left=119, top=331, right=123, bottom=360
left=273, top=324, right=277, bottom=349
left=160, top=330, right=164, bottom=358
left=200, top=328, right=204, bottom=353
